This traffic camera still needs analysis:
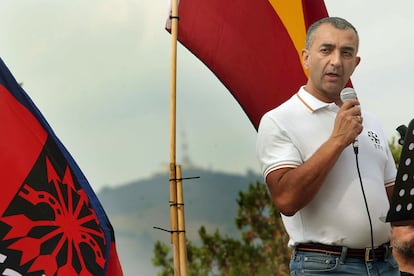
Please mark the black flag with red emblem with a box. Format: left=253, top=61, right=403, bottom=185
left=0, top=58, right=123, bottom=275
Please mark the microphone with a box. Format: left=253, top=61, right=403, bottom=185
left=340, top=87, right=359, bottom=154
left=340, top=87, right=357, bottom=102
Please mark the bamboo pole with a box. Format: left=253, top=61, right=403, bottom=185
left=169, top=167, right=180, bottom=276
left=169, top=0, right=178, bottom=165
left=176, top=165, right=188, bottom=276
left=169, top=0, right=181, bottom=274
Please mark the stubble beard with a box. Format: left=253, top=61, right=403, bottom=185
left=393, top=238, right=414, bottom=258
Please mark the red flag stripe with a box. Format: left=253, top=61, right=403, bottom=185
left=0, top=85, right=47, bottom=215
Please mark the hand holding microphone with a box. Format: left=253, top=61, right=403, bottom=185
left=340, top=87, right=363, bottom=154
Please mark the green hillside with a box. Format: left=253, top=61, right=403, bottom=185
left=97, top=167, right=262, bottom=275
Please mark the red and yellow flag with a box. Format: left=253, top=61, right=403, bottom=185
left=168, top=0, right=328, bottom=129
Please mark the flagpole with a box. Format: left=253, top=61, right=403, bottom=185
left=169, top=11, right=180, bottom=276
left=169, top=0, right=188, bottom=275
left=176, top=165, right=188, bottom=276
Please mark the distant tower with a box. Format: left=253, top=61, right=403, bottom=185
left=180, top=130, right=194, bottom=168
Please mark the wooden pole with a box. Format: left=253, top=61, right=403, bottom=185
left=176, top=165, right=188, bottom=276
left=169, top=0, right=178, bottom=166
left=169, top=167, right=180, bottom=275
left=169, top=0, right=182, bottom=274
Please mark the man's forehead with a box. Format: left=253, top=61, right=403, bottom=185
left=313, top=24, right=358, bottom=47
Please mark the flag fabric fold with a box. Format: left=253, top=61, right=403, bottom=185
left=167, top=0, right=328, bottom=129
left=0, top=58, right=123, bottom=275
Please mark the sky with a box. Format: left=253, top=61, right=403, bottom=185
left=1, top=1, right=414, bottom=192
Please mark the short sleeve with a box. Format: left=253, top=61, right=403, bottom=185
left=256, top=112, right=302, bottom=182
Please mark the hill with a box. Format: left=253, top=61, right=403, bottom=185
left=97, top=167, right=262, bottom=275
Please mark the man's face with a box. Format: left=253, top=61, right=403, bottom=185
left=392, top=225, right=414, bottom=258
left=302, top=23, right=360, bottom=102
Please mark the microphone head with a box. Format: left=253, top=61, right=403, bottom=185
left=340, top=87, right=357, bottom=102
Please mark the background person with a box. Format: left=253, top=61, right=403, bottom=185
left=391, top=224, right=414, bottom=275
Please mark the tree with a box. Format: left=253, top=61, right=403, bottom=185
left=152, top=181, right=290, bottom=275
left=389, top=136, right=402, bottom=167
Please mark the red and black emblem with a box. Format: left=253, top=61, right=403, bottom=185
left=0, top=137, right=106, bottom=275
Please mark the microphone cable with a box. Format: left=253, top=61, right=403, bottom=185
left=354, top=150, right=380, bottom=275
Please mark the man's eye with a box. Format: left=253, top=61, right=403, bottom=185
left=342, top=51, right=353, bottom=58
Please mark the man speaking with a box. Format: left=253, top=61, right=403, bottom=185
left=256, top=17, right=399, bottom=275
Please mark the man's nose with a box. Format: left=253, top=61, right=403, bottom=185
left=330, top=51, right=342, bottom=67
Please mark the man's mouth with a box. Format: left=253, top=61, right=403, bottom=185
left=325, top=72, right=340, bottom=80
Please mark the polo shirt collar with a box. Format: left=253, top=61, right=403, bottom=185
left=297, top=86, right=339, bottom=113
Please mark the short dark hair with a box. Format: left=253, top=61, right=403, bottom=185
left=306, top=17, right=359, bottom=50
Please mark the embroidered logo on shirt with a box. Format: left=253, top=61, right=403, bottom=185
left=368, top=130, right=383, bottom=150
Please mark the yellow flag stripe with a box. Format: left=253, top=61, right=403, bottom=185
left=268, top=0, right=307, bottom=72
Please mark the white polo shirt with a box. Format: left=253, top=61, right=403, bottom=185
left=256, top=87, right=396, bottom=248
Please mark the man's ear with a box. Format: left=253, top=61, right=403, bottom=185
left=302, top=48, right=310, bottom=69
left=350, top=56, right=361, bottom=76
left=355, top=56, right=361, bottom=67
